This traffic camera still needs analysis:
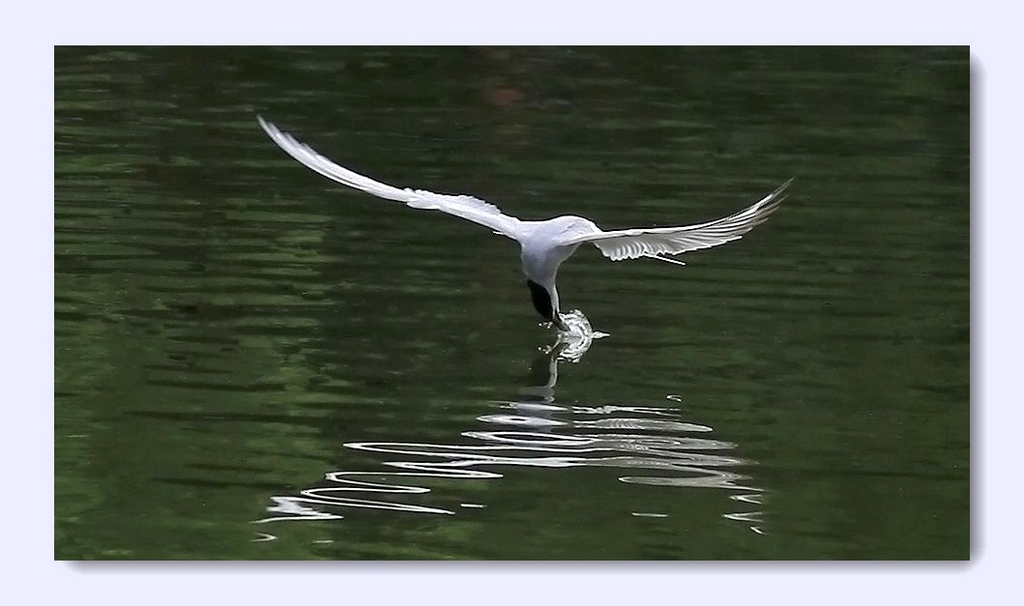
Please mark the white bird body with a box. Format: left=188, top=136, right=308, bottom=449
left=257, top=116, right=790, bottom=330
left=516, top=217, right=595, bottom=324
left=519, top=217, right=593, bottom=276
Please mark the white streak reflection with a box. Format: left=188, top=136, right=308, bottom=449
left=257, top=409, right=764, bottom=530
left=256, top=346, right=766, bottom=534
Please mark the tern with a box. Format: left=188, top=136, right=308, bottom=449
left=258, top=116, right=790, bottom=331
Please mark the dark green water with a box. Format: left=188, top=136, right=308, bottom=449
left=54, top=47, right=969, bottom=560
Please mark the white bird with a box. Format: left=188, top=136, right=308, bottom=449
left=257, top=116, right=790, bottom=331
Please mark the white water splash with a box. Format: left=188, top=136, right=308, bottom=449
left=549, top=309, right=608, bottom=362
left=557, top=309, right=608, bottom=339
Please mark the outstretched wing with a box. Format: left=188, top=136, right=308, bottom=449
left=258, top=116, right=523, bottom=238
left=567, top=179, right=791, bottom=262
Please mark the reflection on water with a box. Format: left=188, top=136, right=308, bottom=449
left=255, top=341, right=763, bottom=537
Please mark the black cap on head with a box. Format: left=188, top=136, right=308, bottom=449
left=526, top=280, right=554, bottom=321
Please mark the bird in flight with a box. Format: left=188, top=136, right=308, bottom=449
left=258, top=116, right=790, bottom=331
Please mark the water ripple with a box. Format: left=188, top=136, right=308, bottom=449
left=256, top=389, right=764, bottom=532
left=255, top=341, right=764, bottom=534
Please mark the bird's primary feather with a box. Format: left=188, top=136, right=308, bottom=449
left=567, top=179, right=790, bottom=261
left=258, top=116, right=523, bottom=238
